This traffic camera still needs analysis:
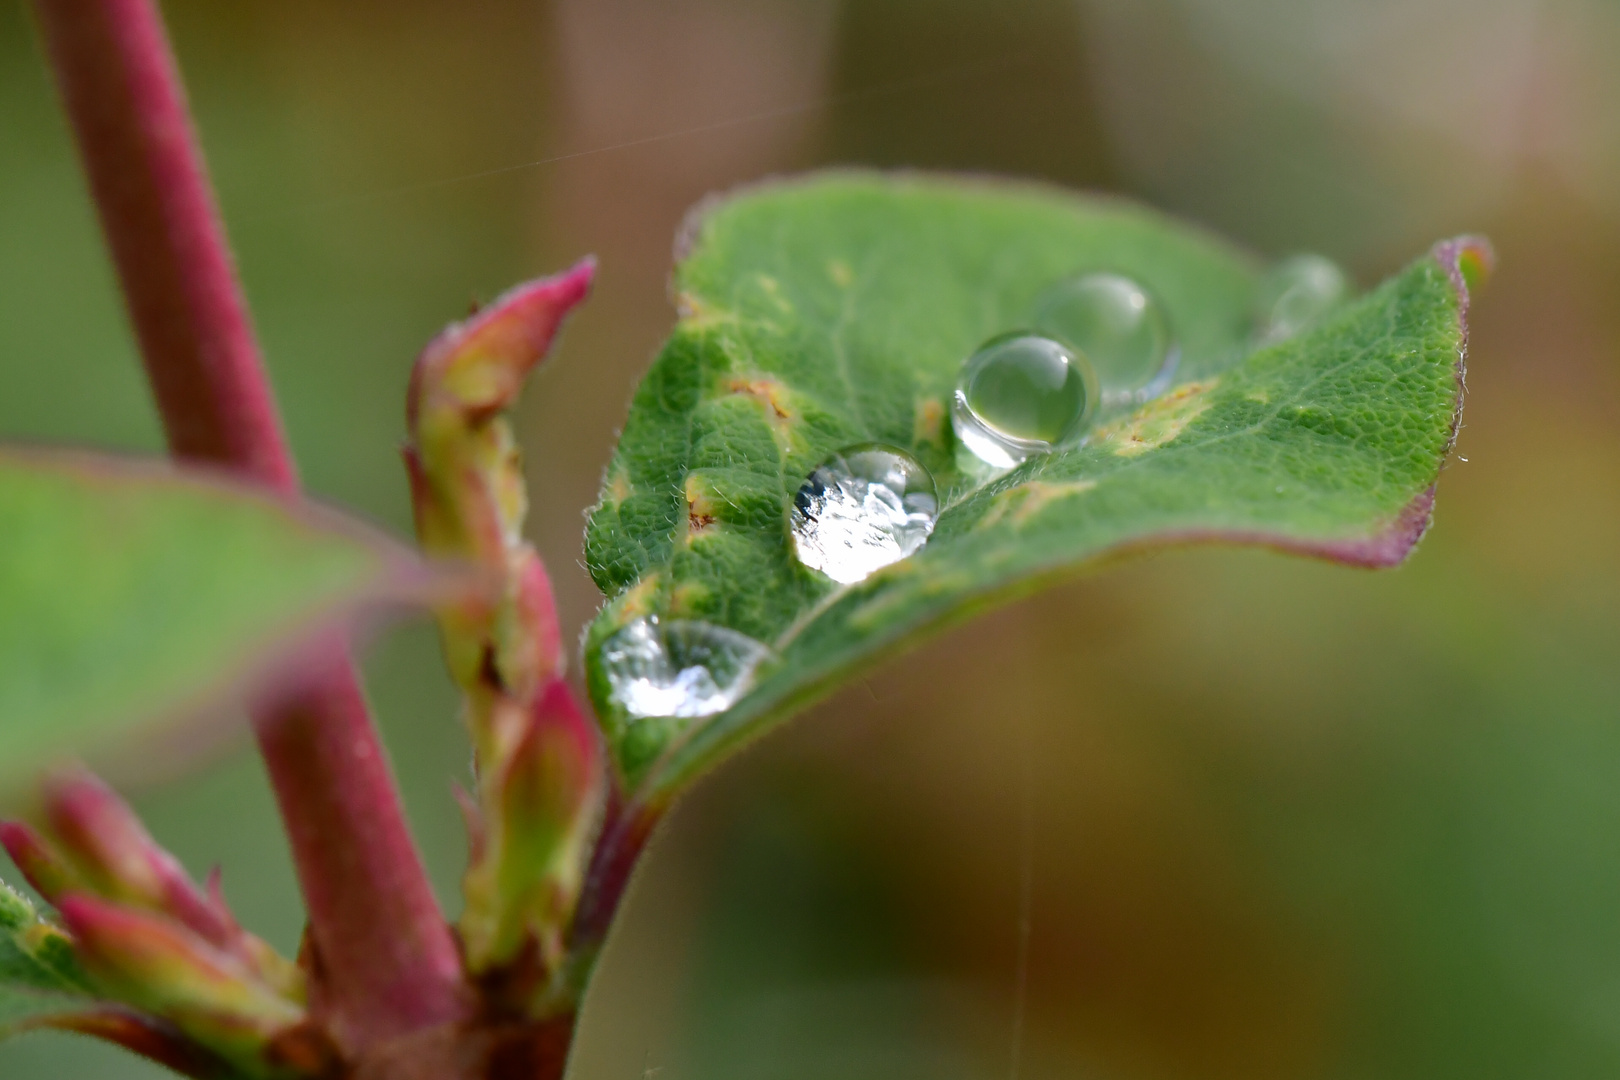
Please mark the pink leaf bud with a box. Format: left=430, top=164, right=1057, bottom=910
left=1, top=820, right=84, bottom=904
left=57, top=894, right=305, bottom=1070
left=407, top=258, right=595, bottom=434
left=460, top=680, right=605, bottom=979
left=42, top=769, right=236, bottom=950
left=404, top=261, right=592, bottom=705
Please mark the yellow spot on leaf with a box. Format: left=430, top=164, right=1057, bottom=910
left=675, top=292, right=739, bottom=329
left=616, top=575, right=661, bottom=620
left=922, top=570, right=975, bottom=597
left=725, top=376, right=794, bottom=421
left=979, top=479, right=1098, bottom=530
left=848, top=577, right=922, bottom=630
left=669, top=581, right=710, bottom=617
left=606, top=468, right=633, bottom=504
left=913, top=397, right=946, bottom=447
left=828, top=260, right=853, bottom=288
left=757, top=274, right=792, bottom=313
left=724, top=375, right=802, bottom=454
left=1093, top=378, right=1220, bottom=457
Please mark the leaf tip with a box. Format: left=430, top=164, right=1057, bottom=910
left=1433, top=235, right=1495, bottom=299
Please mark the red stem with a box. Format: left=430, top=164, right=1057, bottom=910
left=29, top=0, right=464, bottom=1046
left=567, top=795, right=661, bottom=965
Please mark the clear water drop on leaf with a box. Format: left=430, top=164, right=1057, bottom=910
left=790, top=444, right=939, bottom=585
left=599, top=616, right=772, bottom=720
left=952, top=332, right=1098, bottom=470
left=1255, top=254, right=1351, bottom=344
left=1032, top=272, right=1174, bottom=403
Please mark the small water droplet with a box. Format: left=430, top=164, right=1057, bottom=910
left=791, top=444, right=938, bottom=585
left=599, top=616, right=771, bottom=720
left=952, top=332, right=1097, bottom=470
left=1255, top=255, right=1350, bottom=343
left=1033, top=273, right=1173, bottom=403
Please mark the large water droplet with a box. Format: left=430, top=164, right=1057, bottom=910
left=951, top=332, right=1097, bottom=470
left=790, top=444, right=938, bottom=585
left=599, top=616, right=771, bottom=720
left=1033, top=273, right=1173, bottom=402
left=1255, top=254, right=1350, bottom=344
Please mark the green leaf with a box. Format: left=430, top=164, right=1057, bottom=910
left=0, top=449, right=461, bottom=786
left=582, top=172, right=1481, bottom=798
left=0, top=879, right=93, bottom=1034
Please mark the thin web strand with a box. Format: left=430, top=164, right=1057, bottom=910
left=265, top=48, right=1043, bottom=220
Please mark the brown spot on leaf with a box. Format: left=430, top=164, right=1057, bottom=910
left=724, top=376, right=794, bottom=422
left=724, top=375, right=804, bottom=455
left=684, top=474, right=719, bottom=538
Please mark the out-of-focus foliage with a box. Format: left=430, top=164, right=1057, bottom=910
left=0, top=451, right=453, bottom=786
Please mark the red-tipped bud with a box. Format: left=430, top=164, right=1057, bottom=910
left=460, top=680, right=605, bottom=978
left=41, top=769, right=235, bottom=950
left=403, top=261, right=603, bottom=1002
left=1, top=821, right=84, bottom=904
left=402, top=442, right=508, bottom=569
left=498, top=683, right=602, bottom=875
left=407, top=258, right=595, bottom=433
left=404, top=261, right=592, bottom=715
left=57, top=895, right=304, bottom=1070
left=493, top=550, right=565, bottom=703
left=203, top=872, right=303, bottom=1004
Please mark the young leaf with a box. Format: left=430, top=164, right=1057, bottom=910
left=0, top=878, right=93, bottom=1033
left=582, top=173, right=1482, bottom=799
left=0, top=449, right=467, bottom=785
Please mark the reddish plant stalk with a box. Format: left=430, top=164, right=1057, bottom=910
left=29, top=0, right=464, bottom=1045
left=567, top=795, right=662, bottom=964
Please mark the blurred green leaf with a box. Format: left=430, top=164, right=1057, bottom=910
left=0, top=880, right=92, bottom=1033
left=0, top=449, right=460, bottom=785
left=582, top=172, right=1478, bottom=796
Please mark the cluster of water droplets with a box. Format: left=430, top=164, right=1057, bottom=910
left=598, top=256, right=1350, bottom=722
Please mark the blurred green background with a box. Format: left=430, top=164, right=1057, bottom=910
left=3, top=0, right=1618, bottom=1076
